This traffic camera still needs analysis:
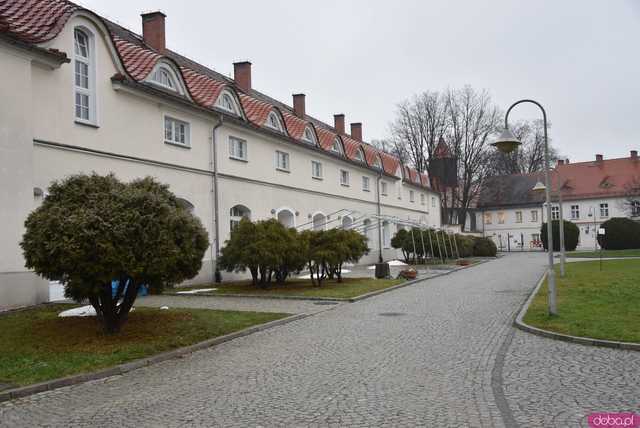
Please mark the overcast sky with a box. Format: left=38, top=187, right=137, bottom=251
left=83, top=0, right=640, bottom=162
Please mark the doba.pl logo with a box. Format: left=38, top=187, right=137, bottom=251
left=588, top=413, right=639, bottom=428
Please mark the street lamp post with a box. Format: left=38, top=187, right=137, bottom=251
left=492, top=99, right=557, bottom=315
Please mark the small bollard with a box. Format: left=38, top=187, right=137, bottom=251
left=375, top=262, right=390, bottom=279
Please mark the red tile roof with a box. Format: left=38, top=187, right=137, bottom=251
left=0, top=0, right=78, bottom=43
left=0, top=0, right=434, bottom=190
left=552, top=157, right=640, bottom=201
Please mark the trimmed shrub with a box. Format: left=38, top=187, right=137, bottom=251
left=596, top=217, right=640, bottom=250
left=454, top=234, right=475, bottom=258
left=473, top=237, right=497, bottom=257
left=540, top=220, right=579, bottom=251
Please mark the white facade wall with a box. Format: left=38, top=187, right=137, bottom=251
left=480, top=197, right=630, bottom=251
left=0, top=14, right=441, bottom=307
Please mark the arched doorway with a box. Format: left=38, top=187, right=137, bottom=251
left=277, top=208, right=295, bottom=228
left=342, top=215, right=353, bottom=229
left=313, top=212, right=326, bottom=231
left=230, top=205, right=251, bottom=231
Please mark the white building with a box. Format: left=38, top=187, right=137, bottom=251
left=0, top=2, right=440, bottom=309
left=477, top=154, right=640, bottom=251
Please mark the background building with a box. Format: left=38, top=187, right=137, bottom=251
left=0, top=1, right=440, bottom=309
left=477, top=153, right=640, bottom=251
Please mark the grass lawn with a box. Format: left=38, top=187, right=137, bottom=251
left=0, top=304, right=288, bottom=387
left=175, top=277, right=405, bottom=299
left=523, top=259, right=640, bottom=343
left=566, top=249, right=640, bottom=258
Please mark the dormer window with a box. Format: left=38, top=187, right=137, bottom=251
left=354, top=147, right=365, bottom=163
left=302, top=126, right=317, bottom=145
left=152, top=67, right=176, bottom=90
left=266, top=111, right=285, bottom=133
left=215, top=90, right=240, bottom=115
left=372, top=155, right=383, bottom=169
left=146, top=63, right=186, bottom=95
left=331, top=138, right=344, bottom=155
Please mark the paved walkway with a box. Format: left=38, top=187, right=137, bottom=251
left=1, top=254, right=638, bottom=427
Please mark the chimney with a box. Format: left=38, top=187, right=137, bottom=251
left=233, top=61, right=252, bottom=93
left=334, top=114, right=345, bottom=134
left=292, top=94, right=305, bottom=118
left=141, top=11, right=166, bottom=53
left=631, top=150, right=638, bottom=160
left=595, top=154, right=603, bottom=162
left=350, top=123, right=362, bottom=141
left=557, top=159, right=565, bottom=166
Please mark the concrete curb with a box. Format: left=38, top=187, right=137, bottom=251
left=165, top=259, right=494, bottom=304
left=514, top=270, right=640, bottom=352
left=0, top=312, right=309, bottom=403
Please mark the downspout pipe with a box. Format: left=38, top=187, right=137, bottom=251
left=376, top=172, right=383, bottom=263
left=211, top=115, right=224, bottom=283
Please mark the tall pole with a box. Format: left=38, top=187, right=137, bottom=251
left=505, top=100, right=556, bottom=315
left=376, top=174, right=383, bottom=263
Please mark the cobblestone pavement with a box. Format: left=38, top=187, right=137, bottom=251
left=1, top=254, right=638, bottom=427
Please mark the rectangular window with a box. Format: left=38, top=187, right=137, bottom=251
left=632, top=200, right=640, bottom=217
left=498, top=211, right=505, bottom=224
left=75, top=61, right=89, bottom=89
left=164, top=116, right=190, bottom=147
left=600, top=203, right=609, bottom=218
left=340, top=170, right=350, bottom=186
left=531, top=210, right=538, bottom=222
left=409, top=190, right=415, bottom=202
left=275, top=150, right=290, bottom=171
left=381, top=181, right=388, bottom=196
left=532, top=233, right=541, bottom=243
left=484, top=212, right=492, bottom=225
left=311, top=160, right=323, bottom=179
left=75, top=93, right=89, bottom=121
left=420, top=194, right=425, bottom=205
left=432, top=197, right=436, bottom=208
left=571, top=205, right=580, bottom=219
left=551, top=205, right=560, bottom=220
left=362, top=176, right=370, bottom=192
left=229, top=136, right=247, bottom=160
left=515, top=211, right=523, bottom=223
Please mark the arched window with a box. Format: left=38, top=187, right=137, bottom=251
left=302, top=126, right=317, bottom=145
left=277, top=208, right=295, bottom=228
left=354, top=147, right=365, bottom=162
left=152, top=66, right=176, bottom=90
left=266, top=111, right=285, bottom=133
left=342, top=215, right=353, bottom=229
left=313, top=212, right=326, bottom=231
left=230, top=205, right=251, bottom=230
left=73, top=27, right=96, bottom=124
left=330, top=138, right=344, bottom=155
left=215, top=90, right=240, bottom=115
left=176, top=198, right=195, bottom=213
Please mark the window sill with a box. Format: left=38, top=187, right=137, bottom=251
left=165, top=141, right=191, bottom=149
left=312, top=176, right=323, bottom=181
left=75, top=120, right=99, bottom=129
left=381, top=193, right=388, bottom=197
left=363, top=189, right=370, bottom=192
left=276, top=168, right=290, bottom=173
left=341, top=183, right=350, bottom=187
left=229, top=156, right=248, bottom=163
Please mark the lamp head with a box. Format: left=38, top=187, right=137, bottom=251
left=492, top=128, right=521, bottom=153
left=532, top=181, right=546, bottom=193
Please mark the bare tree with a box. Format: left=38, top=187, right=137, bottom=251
left=389, top=91, right=448, bottom=174
left=485, top=119, right=558, bottom=176
left=622, top=176, right=640, bottom=217
left=444, top=86, right=501, bottom=227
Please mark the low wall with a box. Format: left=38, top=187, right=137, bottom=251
left=0, top=271, right=49, bottom=310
